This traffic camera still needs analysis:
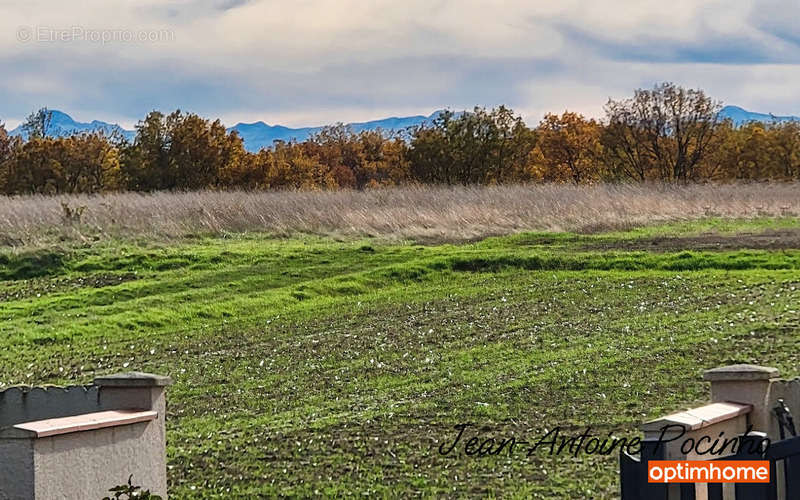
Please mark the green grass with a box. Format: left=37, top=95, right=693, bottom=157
left=1, top=219, right=799, bottom=498
left=599, top=215, right=800, bottom=238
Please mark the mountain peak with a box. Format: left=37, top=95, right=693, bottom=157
left=49, top=109, right=74, bottom=120
left=229, top=111, right=446, bottom=151
left=9, top=109, right=135, bottom=141
left=719, top=105, right=800, bottom=126
left=720, top=105, right=745, bottom=112
left=236, top=121, right=269, bottom=128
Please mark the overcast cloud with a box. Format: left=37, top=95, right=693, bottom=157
left=2, top=0, right=800, bottom=129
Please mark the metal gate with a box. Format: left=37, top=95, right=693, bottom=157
left=620, top=433, right=800, bottom=500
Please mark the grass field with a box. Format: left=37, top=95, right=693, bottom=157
left=2, top=216, right=800, bottom=498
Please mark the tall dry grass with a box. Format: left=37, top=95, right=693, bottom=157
left=1, top=183, right=798, bottom=248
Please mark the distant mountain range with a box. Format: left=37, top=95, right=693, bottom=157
left=719, top=106, right=800, bottom=127
left=8, top=110, right=442, bottom=152
left=9, top=110, right=136, bottom=142
left=231, top=112, right=443, bottom=152
left=8, top=106, right=799, bottom=151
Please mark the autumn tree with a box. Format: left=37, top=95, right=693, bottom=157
left=770, top=121, right=800, bottom=179
left=306, top=125, right=362, bottom=189
left=698, top=120, right=737, bottom=180
left=121, top=111, right=170, bottom=190
left=358, top=131, right=410, bottom=187
left=535, top=112, right=602, bottom=184
left=62, top=133, right=123, bottom=192
left=122, top=110, right=247, bottom=190
left=263, top=141, right=336, bottom=189
left=716, top=122, right=772, bottom=180
left=408, top=107, right=534, bottom=184
left=20, top=108, right=55, bottom=140
left=3, top=132, right=121, bottom=194
left=4, top=137, right=65, bottom=194
left=0, top=123, right=21, bottom=192
left=7, top=90, right=800, bottom=194
left=602, top=82, right=722, bottom=182
left=217, top=151, right=265, bottom=188
left=488, top=106, right=538, bottom=183
left=0, top=123, right=11, bottom=165
left=704, top=120, right=800, bottom=181
left=305, top=126, right=411, bottom=188
left=170, top=113, right=246, bottom=189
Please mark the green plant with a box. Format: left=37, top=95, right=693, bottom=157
left=102, top=475, right=162, bottom=500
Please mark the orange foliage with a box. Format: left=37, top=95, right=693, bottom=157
left=5, top=83, right=800, bottom=194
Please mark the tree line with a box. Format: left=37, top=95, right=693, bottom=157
left=1, top=82, right=799, bottom=195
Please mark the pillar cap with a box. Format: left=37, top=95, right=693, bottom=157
left=641, top=402, right=752, bottom=433
left=703, top=364, right=779, bottom=382
left=94, top=372, right=173, bottom=387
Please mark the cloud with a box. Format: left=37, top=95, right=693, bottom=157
left=2, top=0, right=800, bottom=127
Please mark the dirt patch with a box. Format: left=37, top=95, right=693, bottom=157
left=0, top=273, right=139, bottom=302
left=584, top=229, right=800, bottom=252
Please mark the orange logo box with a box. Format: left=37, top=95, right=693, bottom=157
left=648, top=460, right=770, bottom=483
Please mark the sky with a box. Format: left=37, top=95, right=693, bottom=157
left=2, top=0, right=800, bottom=130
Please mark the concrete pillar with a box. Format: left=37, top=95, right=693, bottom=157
left=0, top=372, right=173, bottom=500
left=703, top=364, right=780, bottom=435
left=94, top=372, right=173, bottom=498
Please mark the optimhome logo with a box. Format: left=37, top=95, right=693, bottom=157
left=647, top=460, right=770, bottom=483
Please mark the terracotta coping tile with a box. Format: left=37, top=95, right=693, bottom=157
left=642, top=402, right=751, bottom=432
left=12, top=409, right=157, bottom=438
